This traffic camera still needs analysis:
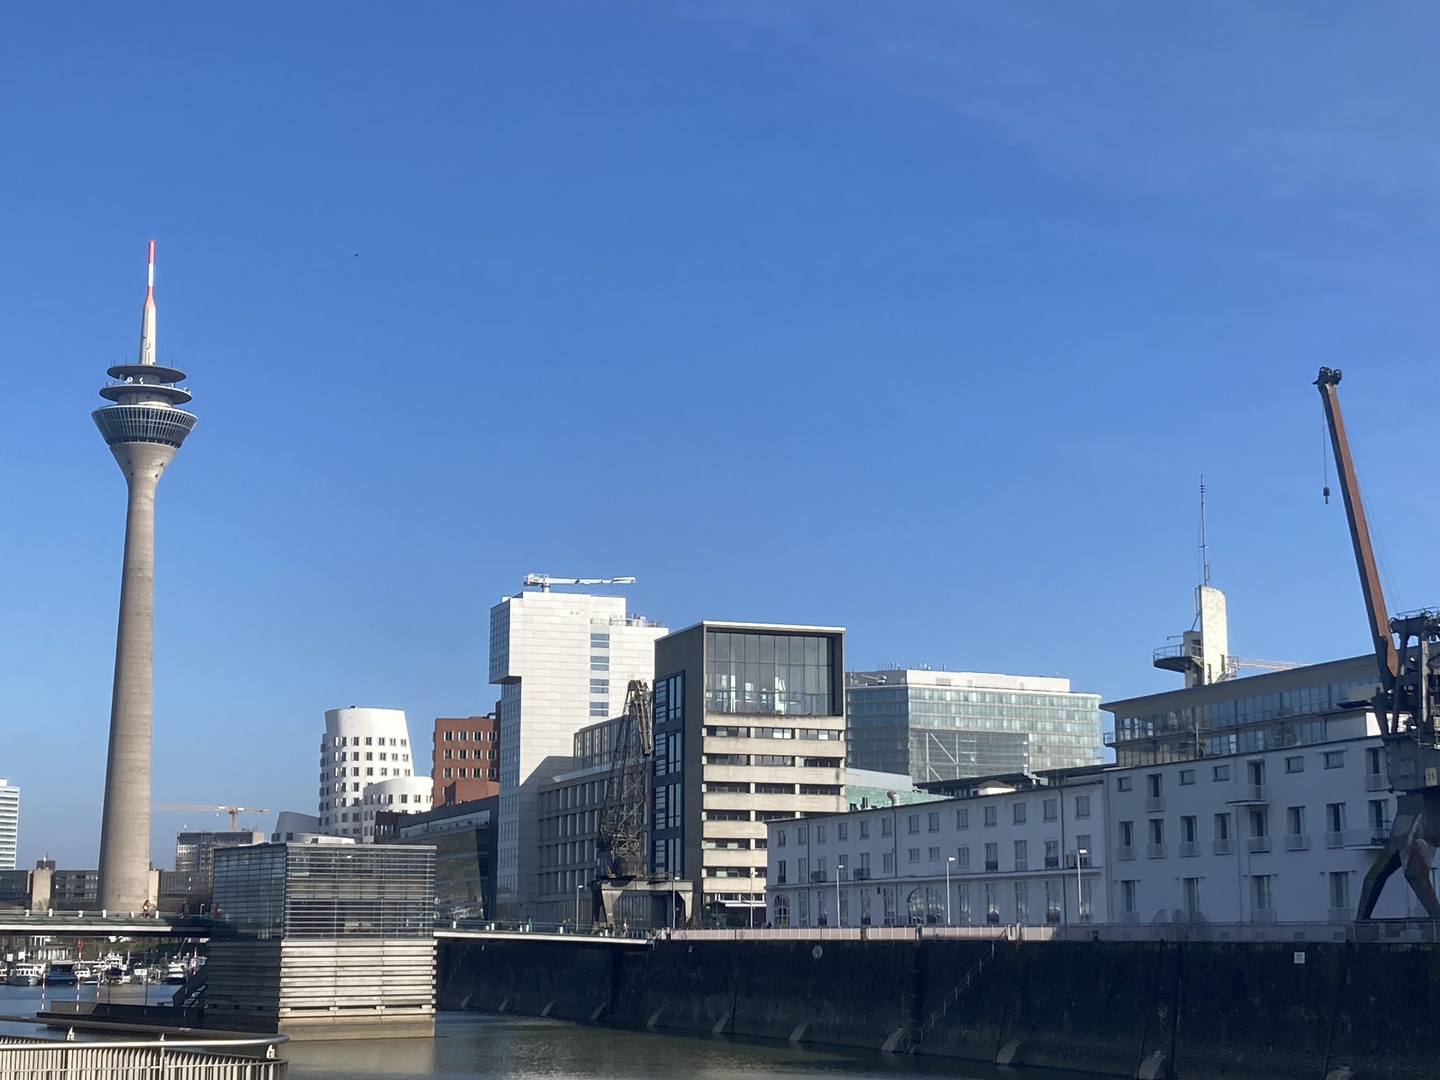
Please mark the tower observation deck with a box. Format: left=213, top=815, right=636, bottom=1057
left=93, top=241, right=197, bottom=912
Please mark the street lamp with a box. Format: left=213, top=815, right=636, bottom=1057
left=576, top=880, right=585, bottom=931
left=945, top=857, right=956, bottom=926
left=1075, top=847, right=1089, bottom=926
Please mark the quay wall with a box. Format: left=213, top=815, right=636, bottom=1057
left=437, top=936, right=1440, bottom=1080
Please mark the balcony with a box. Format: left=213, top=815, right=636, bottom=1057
left=1153, top=640, right=1202, bottom=676
left=1212, top=838, right=1235, bottom=855
left=809, top=871, right=827, bottom=884
left=1147, top=843, right=1167, bottom=859
left=984, top=860, right=999, bottom=873
left=1229, top=786, right=1270, bottom=805
left=1366, top=774, right=1389, bottom=792
left=1178, top=841, right=1200, bottom=858
left=1117, top=846, right=1136, bottom=861
left=851, top=868, right=871, bottom=882
left=1044, top=856, right=1060, bottom=870
left=1247, top=836, right=1272, bottom=853
left=1145, top=797, right=1166, bottom=813
left=1064, top=853, right=1094, bottom=869
left=1284, top=834, right=1311, bottom=852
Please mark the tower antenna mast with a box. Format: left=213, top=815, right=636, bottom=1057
left=1199, top=475, right=1211, bottom=589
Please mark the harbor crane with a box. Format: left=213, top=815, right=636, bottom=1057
left=1316, top=366, right=1440, bottom=919
left=152, top=805, right=271, bottom=831
left=522, top=574, right=635, bottom=592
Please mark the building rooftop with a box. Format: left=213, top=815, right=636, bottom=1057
left=848, top=669, right=1076, bottom=693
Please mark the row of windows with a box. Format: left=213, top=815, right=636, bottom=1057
left=439, top=729, right=494, bottom=742
left=704, top=754, right=843, bottom=768
left=329, top=751, right=410, bottom=763
left=322, top=767, right=412, bottom=782
left=1115, top=679, right=1370, bottom=741
left=1117, top=800, right=1391, bottom=848
left=1116, top=748, right=1376, bottom=794
left=440, top=767, right=496, bottom=780
left=704, top=726, right=842, bottom=740
left=1116, top=872, right=1352, bottom=915
left=703, top=781, right=823, bottom=795
left=774, top=835, right=1092, bottom=882
left=330, top=736, right=407, bottom=748
left=771, top=879, right=1092, bottom=929
left=440, top=748, right=496, bottom=760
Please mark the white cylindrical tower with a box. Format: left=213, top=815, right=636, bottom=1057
left=93, top=241, right=197, bottom=912
left=319, top=707, right=416, bottom=837
left=358, top=776, right=434, bottom=841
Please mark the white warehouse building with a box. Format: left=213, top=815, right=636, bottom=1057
left=317, top=707, right=417, bottom=838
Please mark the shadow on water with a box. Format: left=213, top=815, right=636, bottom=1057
left=2, top=986, right=1094, bottom=1080
left=283, top=1011, right=1101, bottom=1080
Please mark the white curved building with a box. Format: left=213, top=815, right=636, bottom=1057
left=358, top=776, right=434, bottom=841
left=318, top=707, right=416, bottom=838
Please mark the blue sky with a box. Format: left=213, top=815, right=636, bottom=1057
left=1, top=3, right=1436, bottom=868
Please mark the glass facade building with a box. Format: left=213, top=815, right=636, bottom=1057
left=212, top=843, right=435, bottom=939
left=1104, top=654, right=1379, bottom=766
left=847, top=670, right=1104, bottom=784
left=704, top=631, right=837, bottom=716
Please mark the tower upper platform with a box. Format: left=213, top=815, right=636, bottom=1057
left=93, top=241, right=196, bottom=449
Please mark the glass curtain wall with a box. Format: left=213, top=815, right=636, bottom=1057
left=705, top=632, right=836, bottom=716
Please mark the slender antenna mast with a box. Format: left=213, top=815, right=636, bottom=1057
left=138, top=239, right=157, bottom=366
left=1199, top=475, right=1211, bottom=588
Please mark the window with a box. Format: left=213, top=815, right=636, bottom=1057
left=1327, top=803, right=1346, bottom=833
left=1250, top=809, right=1268, bottom=838
left=776, top=830, right=787, bottom=847
left=1252, top=874, right=1273, bottom=911
left=1012, top=803, right=1027, bottom=825
left=956, top=808, right=970, bottom=829
left=707, top=725, right=749, bottom=738
left=1214, top=813, right=1231, bottom=840
left=1249, top=760, right=1266, bottom=786
left=859, top=820, right=870, bottom=839
left=957, top=847, right=970, bottom=869
left=704, top=630, right=837, bottom=716
left=1147, top=774, right=1163, bottom=798
left=709, top=782, right=750, bottom=793
left=707, top=754, right=749, bottom=766
left=591, top=655, right=609, bottom=672
left=883, top=852, right=895, bottom=872
left=816, top=825, right=827, bottom=844
left=754, top=755, right=794, bottom=767
left=797, top=825, right=808, bottom=844
left=985, top=882, right=999, bottom=921
left=443, top=730, right=453, bottom=742
left=1181, top=816, right=1197, bottom=842
left=1285, top=756, right=1305, bottom=774
left=837, top=822, right=848, bottom=841
left=1119, top=819, right=1134, bottom=846
left=443, top=749, right=453, bottom=760
left=1330, top=871, right=1350, bottom=910
left=1014, top=881, right=1029, bottom=923
left=859, top=852, right=870, bottom=872
left=753, top=726, right=793, bottom=739
left=1044, top=839, right=1059, bottom=868
left=1369, top=799, right=1389, bottom=830
left=881, top=818, right=893, bottom=837
left=1149, top=819, right=1164, bottom=844
left=927, top=812, right=940, bottom=832
left=590, top=632, right=610, bottom=648
left=1013, top=840, right=1027, bottom=870
left=1183, top=877, right=1201, bottom=918
left=1287, top=806, right=1306, bottom=835
left=776, top=860, right=787, bottom=884
left=1179, top=769, right=1195, bottom=786
left=1324, top=751, right=1345, bottom=769
left=1367, top=747, right=1384, bottom=777
left=907, top=814, right=920, bottom=834
left=1117, top=776, right=1133, bottom=792
left=1122, top=880, right=1139, bottom=914
left=796, top=857, right=809, bottom=881
left=983, top=805, right=998, bottom=827
left=984, top=842, right=999, bottom=872
left=1075, top=795, right=1092, bottom=819
left=755, top=782, right=792, bottom=795
left=1043, top=799, right=1058, bottom=822
left=928, top=847, right=940, bottom=861
left=908, top=848, right=920, bottom=863
left=442, top=768, right=452, bottom=778
left=1213, top=765, right=1230, bottom=782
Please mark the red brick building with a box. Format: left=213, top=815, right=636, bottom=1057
left=432, top=714, right=499, bottom=805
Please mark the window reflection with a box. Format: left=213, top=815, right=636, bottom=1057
left=705, top=632, right=836, bottom=716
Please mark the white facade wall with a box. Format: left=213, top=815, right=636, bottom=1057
left=1105, top=733, right=1413, bottom=924
left=764, top=777, right=1109, bottom=929
left=490, top=590, right=666, bottom=917
left=359, top=776, right=435, bottom=841
left=0, top=780, right=17, bottom=870
left=317, top=707, right=417, bottom=838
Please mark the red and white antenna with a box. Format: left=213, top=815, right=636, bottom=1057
left=138, top=239, right=157, bottom=365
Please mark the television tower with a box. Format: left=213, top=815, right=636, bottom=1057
left=92, top=241, right=196, bottom=911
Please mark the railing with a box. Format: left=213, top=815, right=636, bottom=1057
left=984, top=861, right=999, bottom=872
left=1212, top=838, right=1235, bottom=855
left=0, top=1031, right=287, bottom=1080
left=1365, top=774, right=1389, bottom=791
left=1324, top=832, right=1344, bottom=849
left=1178, top=841, right=1200, bottom=858
left=1247, top=836, right=1272, bottom=853
left=1153, top=642, right=1202, bottom=663
left=1145, top=797, right=1166, bottom=813
left=1147, top=843, right=1167, bottom=859
left=1116, top=846, right=1136, bottom=861
left=1284, top=834, right=1311, bottom=852
left=1043, top=857, right=1060, bottom=869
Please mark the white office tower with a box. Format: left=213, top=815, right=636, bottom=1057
left=358, top=776, right=435, bottom=841
left=0, top=780, right=17, bottom=870
left=490, top=587, right=666, bottom=917
left=317, top=707, right=416, bottom=838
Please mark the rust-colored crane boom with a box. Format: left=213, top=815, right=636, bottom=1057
left=1315, top=367, right=1400, bottom=720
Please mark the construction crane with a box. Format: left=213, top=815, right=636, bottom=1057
left=594, top=680, right=653, bottom=882
left=1220, top=657, right=1303, bottom=679
left=1316, top=366, right=1440, bottom=919
left=152, top=805, right=271, bottom=831
left=522, top=574, right=635, bottom=592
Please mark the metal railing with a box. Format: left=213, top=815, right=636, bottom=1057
left=0, top=1032, right=287, bottom=1080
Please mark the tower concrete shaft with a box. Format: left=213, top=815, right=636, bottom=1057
left=93, top=240, right=196, bottom=911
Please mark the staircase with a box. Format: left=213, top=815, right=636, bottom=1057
left=889, top=937, right=1000, bottom=1054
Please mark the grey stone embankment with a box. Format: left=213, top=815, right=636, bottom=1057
left=436, top=935, right=1440, bottom=1080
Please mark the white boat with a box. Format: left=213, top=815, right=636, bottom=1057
left=6, top=963, right=45, bottom=986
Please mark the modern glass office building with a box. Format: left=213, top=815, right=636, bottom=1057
left=846, top=669, right=1104, bottom=784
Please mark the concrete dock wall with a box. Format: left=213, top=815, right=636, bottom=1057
left=437, top=936, right=1440, bottom=1080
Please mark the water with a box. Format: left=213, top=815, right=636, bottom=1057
left=0, top=983, right=1091, bottom=1080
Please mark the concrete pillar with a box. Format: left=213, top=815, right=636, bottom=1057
left=97, top=440, right=177, bottom=911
